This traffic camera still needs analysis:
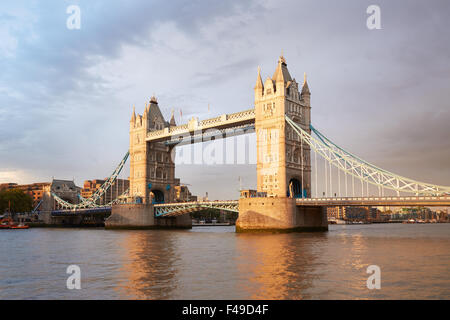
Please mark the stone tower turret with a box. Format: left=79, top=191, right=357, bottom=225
left=129, top=97, right=177, bottom=204
left=254, top=56, right=311, bottom=198
left=254, top=66, right=264, bottom=100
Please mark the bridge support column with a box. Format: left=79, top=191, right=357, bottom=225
left=106, top=204, right=156, bottom=229
left=105, top=204, right=192, bottom=229
left=155, top=214, right=192, bottom=229
left=236, top=197, right=328, bottom=232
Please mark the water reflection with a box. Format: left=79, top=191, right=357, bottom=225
left=235, top=233, right=328, bottom=299
left=1, top=224, right=449, bottom=299
left=115, top=230, right=178, bottom=299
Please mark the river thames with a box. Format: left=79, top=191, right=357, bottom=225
left=0, top=224, right=449, bottom=299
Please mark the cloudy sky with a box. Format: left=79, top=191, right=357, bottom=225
left=0, top=0, right=449, bottom=199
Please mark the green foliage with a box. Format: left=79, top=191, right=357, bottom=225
left=0, top=189, right=33, bottom=214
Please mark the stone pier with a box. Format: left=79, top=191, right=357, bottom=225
left=105, top=204, right=192, bottom=229
left=105, top=204, right=155, bottom=229
left=155, top=214, right=192, bottom=229
left=236, top=197, right=328, bottom=232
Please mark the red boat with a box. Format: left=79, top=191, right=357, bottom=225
left=0, top=217, right=29, bottom=229
left=0, top=217, right=14, bottom=229
left=10, top=224, right=30, bottom=229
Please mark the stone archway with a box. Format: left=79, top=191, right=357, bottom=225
left=151, top=189, right=165, bottom=204
left=288, top=178, right=302, bottom=198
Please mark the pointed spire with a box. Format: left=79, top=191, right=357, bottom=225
left=146, top=94, right=166, bottom=122
left=272, top=55, right=291, bottom=83
left=130, top=105, right=136, bottom=122
left=255, top=66, right=263, bottom=89
left=169, top=108, right=176, bottom=126
left=301, top=72, right=310, bottom=95
left=143, top=104, right=148, bottom=118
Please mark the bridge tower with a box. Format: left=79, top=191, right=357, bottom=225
left=108, top=96, right=191, bottom=229
left=254, top=55, right=311, bottom=198
left=237, top=56, right=326, bottom=232
left=129, top=96, right=177, bottom=204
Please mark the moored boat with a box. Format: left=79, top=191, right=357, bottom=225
left=0, top=217, right=30, bottom=229
left=0, top=217, right=14, bottom=229
left=10, top=224, right=29, bottom=229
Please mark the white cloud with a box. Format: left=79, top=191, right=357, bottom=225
left=0, top=169, right=37, bottom=184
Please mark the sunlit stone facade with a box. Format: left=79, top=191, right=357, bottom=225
left=254, top=56, right=311, bottom=198
left=129, top=96, right=177, bottom=204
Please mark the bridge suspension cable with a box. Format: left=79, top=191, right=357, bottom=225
left=285, top=116, right=450, bottom=196
left=52, top=188, right=129, bottom=210
left=32, top=199, right=43, bottom=213
left=52, top=151, right=130, bottom=209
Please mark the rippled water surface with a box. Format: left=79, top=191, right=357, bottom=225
left=0, top=224, right=449, bottom=299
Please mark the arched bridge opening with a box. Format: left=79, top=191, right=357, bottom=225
left=151, top=190, right=165, bottom=204
left=288, top=178, right=303, bottom=199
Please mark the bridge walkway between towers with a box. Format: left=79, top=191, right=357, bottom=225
left=146, top=109, right=255, bottom=145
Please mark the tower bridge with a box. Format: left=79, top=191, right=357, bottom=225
left=45, top=55, right=450, bottom=231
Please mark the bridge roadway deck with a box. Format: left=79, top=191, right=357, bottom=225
left=49, top=196, right=450, bottom=216
left=153, top=200, right=239, bottom=217
left=51, top=207, right=112, bottom=215
left=295, top=195, right=450, bottom=207
left=154, top=196, right=450, bottom=217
